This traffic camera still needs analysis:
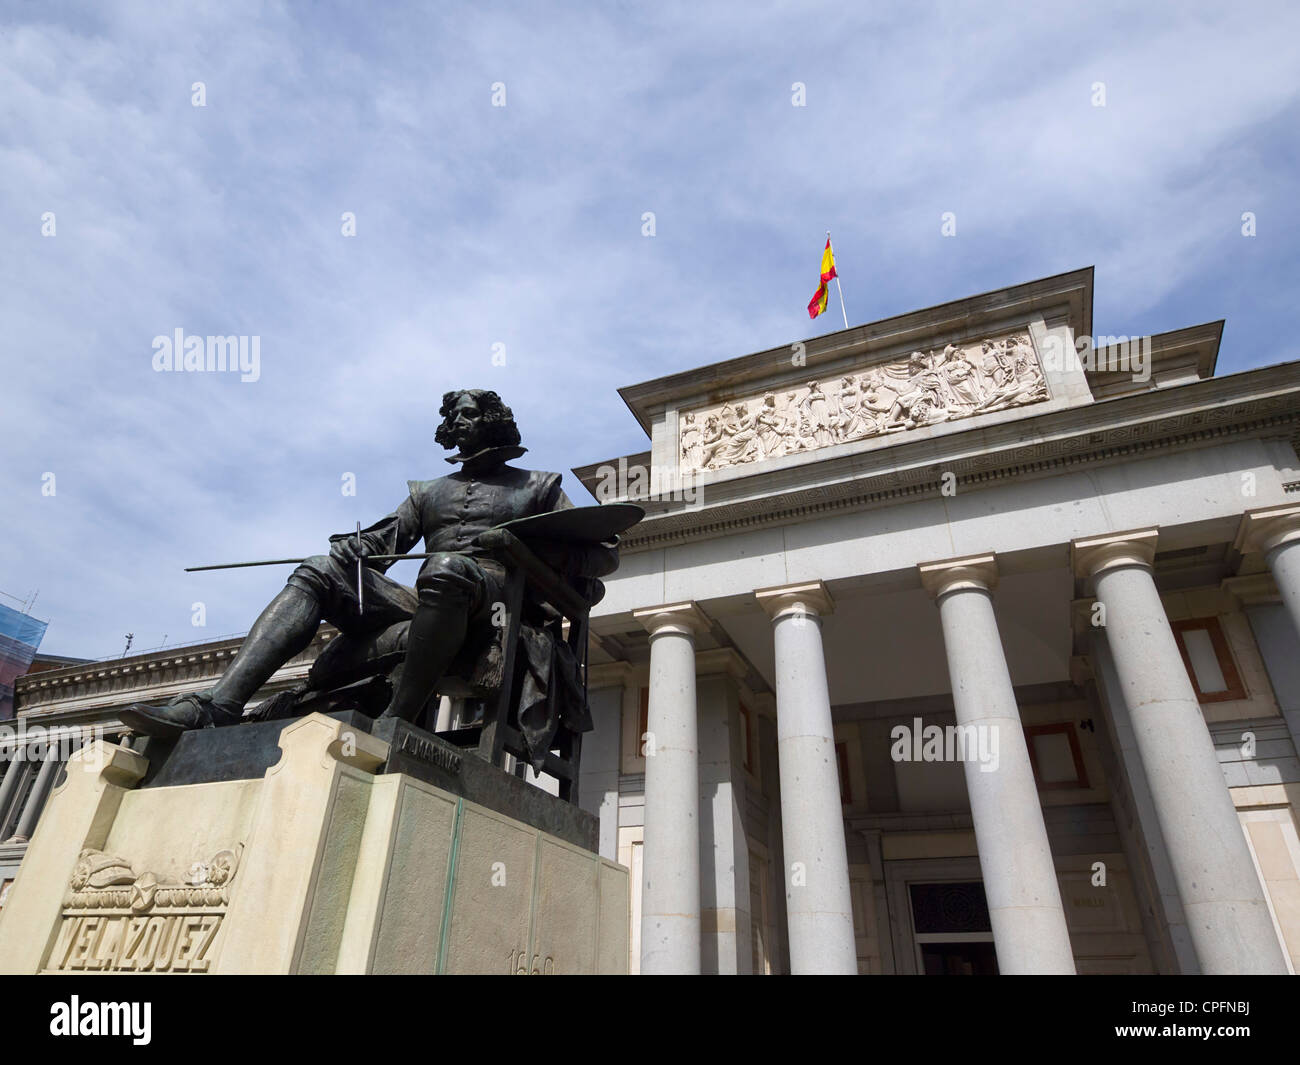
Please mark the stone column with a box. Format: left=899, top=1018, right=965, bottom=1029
left=0, top=746, right=31, bottom=836
left=754, top=581, right=857, bottom=975
left=6, top=740, right=62, bottom=844
left=1237, top=504, right=1300, bottom=639
left=1090, top=631, right=1199, bottom=973
left=633, top=602, right=707, bottom=975
left=919, top=554, right=1076, bottom=974
left=1073, top=529, right=1288, bottom=974
left=1223, top=570, right=1300, bottom=766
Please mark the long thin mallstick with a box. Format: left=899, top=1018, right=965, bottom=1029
left=353, top=517, right=364, bottom=611
left=185, top=552, right=450, bottom=573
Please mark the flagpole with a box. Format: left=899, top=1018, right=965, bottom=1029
left=827, top=230, right=848, bottom=329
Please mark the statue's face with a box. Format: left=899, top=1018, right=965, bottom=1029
left=448, top=393, right=486, bottom=452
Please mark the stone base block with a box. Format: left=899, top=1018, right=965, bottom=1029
left=0, top=713, right=628, bottom=975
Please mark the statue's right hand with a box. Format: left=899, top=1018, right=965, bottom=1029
left=330, top=538, right=361, bottom=566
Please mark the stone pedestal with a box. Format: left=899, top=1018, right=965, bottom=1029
left=0, top=713, right=629, bottom=975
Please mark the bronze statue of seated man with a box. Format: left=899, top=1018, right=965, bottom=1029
left=121, top=389, right=599, bottom=741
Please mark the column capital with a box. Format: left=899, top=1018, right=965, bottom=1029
left=633, top=601, right=710, bottom=638
left=1235, top=504, right=1300, bottom=557
left=918, top=553, right=998, bottom=599
left=754, top=580, right=833, bottom=621
left=1071, top=528, right=1159, bottom=578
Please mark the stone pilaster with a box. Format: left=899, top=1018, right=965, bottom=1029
left=579, top=667, right=630, bottom=864
left=695, top=652, right=754, bottom=974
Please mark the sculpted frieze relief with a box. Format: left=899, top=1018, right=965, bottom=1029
left=679, top=332, right=1048, bottom=473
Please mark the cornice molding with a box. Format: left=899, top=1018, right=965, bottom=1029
left=16, top=630, right=335, bottom=715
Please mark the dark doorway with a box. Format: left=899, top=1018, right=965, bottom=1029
left=920, top=940, right=999, bottom=975
left=909, top=880, right=998, bottom=974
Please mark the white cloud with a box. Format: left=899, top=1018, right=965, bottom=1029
left=2, top=0, right=1298, bottom=654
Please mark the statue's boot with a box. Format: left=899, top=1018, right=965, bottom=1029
left=378, top=600, right=467, bottom=723
left=120, top=585, right=323, bottom=739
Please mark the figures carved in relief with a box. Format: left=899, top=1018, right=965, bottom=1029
left=680, top=333, right=1048, bottom=473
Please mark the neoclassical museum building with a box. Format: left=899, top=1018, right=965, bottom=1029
left=4, top=267, right=1300, bottom=974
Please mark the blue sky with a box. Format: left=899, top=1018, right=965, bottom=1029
left=3, top=0, right=1299, bottom=658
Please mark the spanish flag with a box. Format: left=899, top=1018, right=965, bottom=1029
left=807, top=237, right=837, bottom=318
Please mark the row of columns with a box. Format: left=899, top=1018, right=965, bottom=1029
left=633, top=505, right=1300, bottom=974
left=1077, top=529, right=1287, bottom=973
left=0, top=735, right=76, bottom=844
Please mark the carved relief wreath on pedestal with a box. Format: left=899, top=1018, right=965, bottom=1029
left=45, top=844, right=244, bottom=972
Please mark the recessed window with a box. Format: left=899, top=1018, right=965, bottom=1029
left=1171, top=617, right=1247, bottom=702
left=1024, top=723, right=1089, bottom=789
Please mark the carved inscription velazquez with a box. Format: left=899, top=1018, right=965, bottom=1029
left=44, top=845, right=242, bottom=973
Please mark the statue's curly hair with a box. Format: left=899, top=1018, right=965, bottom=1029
left=434, top=389, right=521, bottom=451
